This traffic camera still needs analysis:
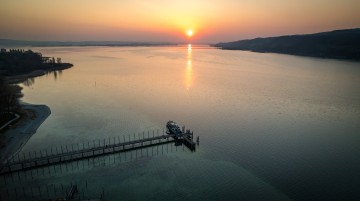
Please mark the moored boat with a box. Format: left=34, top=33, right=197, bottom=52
left=166, top=120, right=182, bottom=136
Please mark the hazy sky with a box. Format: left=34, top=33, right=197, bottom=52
left=1, top=0, right=359, bottom=43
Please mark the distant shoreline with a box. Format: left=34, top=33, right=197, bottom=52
left=0, top=39, right=178, bottom=47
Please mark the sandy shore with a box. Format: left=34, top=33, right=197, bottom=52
left=0, top=103, right=51, bottom=164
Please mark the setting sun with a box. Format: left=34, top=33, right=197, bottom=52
left=186, top=30, right=193, bottom=37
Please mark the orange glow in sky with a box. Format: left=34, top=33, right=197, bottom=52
left=0, top=0, right=359, bottom=43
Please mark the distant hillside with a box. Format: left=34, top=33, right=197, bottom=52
left=0, top=39, right=175, bottom=47
left=214, top=28, right=360, bottom=61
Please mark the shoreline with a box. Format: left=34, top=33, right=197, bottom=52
left=0, top=103, right=51, bottom=164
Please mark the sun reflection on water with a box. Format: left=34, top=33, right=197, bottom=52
left=185, top=44, right=193, bottom=90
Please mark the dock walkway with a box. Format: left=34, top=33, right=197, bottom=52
left=0, top=132, right=196, bottom=175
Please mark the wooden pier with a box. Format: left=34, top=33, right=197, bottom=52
left=0, top=131, right=197, bottom=175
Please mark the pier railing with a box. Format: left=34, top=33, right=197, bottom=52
left=0, top=130, right=197, bottom=175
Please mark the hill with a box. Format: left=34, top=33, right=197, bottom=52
left=214, top=28, right=360, bottom=61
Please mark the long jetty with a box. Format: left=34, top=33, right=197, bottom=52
left=0, top=131, right=196, bottom=175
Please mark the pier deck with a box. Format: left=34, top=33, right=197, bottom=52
left=0, top=132, right=196, bottom=175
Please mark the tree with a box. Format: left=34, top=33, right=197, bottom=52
left=0, top=76, right=22, bottom=114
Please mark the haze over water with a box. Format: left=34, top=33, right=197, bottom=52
left=4, top=46, right=360, bottom=200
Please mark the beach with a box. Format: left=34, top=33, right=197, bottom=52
left=0, top=104, right=51, bottom=164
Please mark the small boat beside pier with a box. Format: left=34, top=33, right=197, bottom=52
left=166, top=120, right=196, bottom=151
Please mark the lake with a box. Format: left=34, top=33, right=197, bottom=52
left=2, top=45, right=360, bottom=201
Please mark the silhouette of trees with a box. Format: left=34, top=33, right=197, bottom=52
left=0, top=48, right=67, bottom=76
left=0, top=76, right=22, bottom=114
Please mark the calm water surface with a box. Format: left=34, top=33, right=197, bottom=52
left=3, top=46, right=360, bottom=200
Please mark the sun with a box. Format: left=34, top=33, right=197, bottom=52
left=186, top=29, right=193, bottom=37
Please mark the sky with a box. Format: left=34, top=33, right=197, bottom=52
left=0, top=0, right=359, bottom=43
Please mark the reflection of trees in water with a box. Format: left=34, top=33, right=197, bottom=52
left=45, top=70, right=63, bottom=81
left=23, top=70, right=64, bottom=87
left=23, top=78, right=35, bottom=87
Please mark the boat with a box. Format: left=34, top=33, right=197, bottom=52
left=166, top=121, right=182, bottom=136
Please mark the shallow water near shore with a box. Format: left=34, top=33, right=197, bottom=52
left=2, top=46, right=360, bottom=201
